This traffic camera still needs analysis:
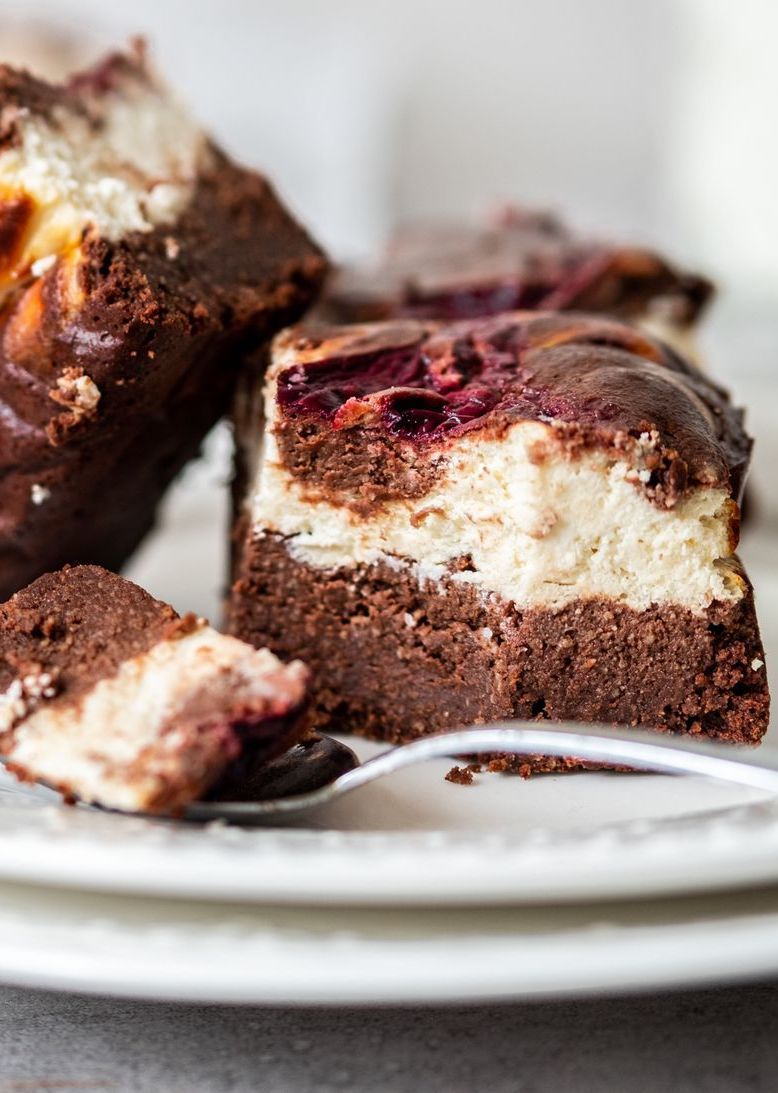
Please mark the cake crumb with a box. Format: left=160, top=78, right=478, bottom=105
left=0, top=680, right=28, bottom=733
left=445, top=762, right=483, bottom=785
left=163, top=612, right=207, bottom=641
left=31, top=254, right=56, bottom=277
left=47, top=368, right=102, bottom=444
left=21, top=669, right=59, bottom=700
left=0, top=666, right=60, bottom=732
left=55, top=369, right=101, bottom=412
left=49, top=367, right=101, bottom=429
left=164, top=235, right=180, bottom=260
left=446, top=765, right=473, bottom=785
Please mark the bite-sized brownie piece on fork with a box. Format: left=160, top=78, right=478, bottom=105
left=227, top=312, right=769, bottom=772
left=0, top=565, right=308, bottom=814
left=0, top=41, right=326, bottom=598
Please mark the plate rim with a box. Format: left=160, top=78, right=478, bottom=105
left=1, top=784, right=778, bottom=906
left=0, top=879, right=776, bottom=1004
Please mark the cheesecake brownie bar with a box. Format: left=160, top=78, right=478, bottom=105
left=0, top=42, right=326, bottom=598
left=228, top=312, right=769, bottom=768
left=0, top=565, right=308, bottom=813
left=322, top=208, right=710, bottom=355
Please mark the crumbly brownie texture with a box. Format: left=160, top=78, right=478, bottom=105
left=0, top=565, right=308, bottom=813
left=227, top=311, right=769, bottom=760
left=230, top=536, right=768, bottom=769
left=0, top=43, right=326, bottom=598
left=321, top=208, right=712, bottom=337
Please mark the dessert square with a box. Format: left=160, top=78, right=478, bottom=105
left=321, top=208, right=711, bottom=356
left=0, top=565, right=308, bottom=813
left=0, top=43, right=326, bottom=598
left=228, top=312, right=769, bottom=769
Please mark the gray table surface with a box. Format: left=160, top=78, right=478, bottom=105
left=0, top=981, right=775, bottom=1092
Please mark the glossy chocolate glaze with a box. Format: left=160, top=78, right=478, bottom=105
left=274, top=312, right=750, bottom=508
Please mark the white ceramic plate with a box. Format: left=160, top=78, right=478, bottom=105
left=3, top=761, right=778, bottom=906
left=0, top=877, right=778, bottom=1002
left=0, top=436, right=773, bottom=910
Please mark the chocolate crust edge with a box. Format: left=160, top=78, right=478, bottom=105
left=227, top=534, right=770, bottom=772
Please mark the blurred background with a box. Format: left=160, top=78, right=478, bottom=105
left=1, top=0, right=775, bottom=549
left=0, top=0, right=774, bottom=279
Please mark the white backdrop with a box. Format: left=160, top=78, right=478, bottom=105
left=2, top=0, right=776, bottom=517
left=1, top=0, right=776, bottom=294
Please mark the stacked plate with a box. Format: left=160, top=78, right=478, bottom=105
left=0, top=468, right=775, bottom=1005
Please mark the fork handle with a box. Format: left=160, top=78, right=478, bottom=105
left=345, top=723, right=778, bottom=794
left=186, top=721, right=778, bottom=824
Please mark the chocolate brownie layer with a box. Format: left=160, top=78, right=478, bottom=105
left=321, top=209, right=712, bottom=332
left=0, top=44, right=326, bottom=598
left=0, top=564, right=178, bottom=701
left=0, top=565, right=308, bottom=812
left=228, top=536, right=770, bottom=770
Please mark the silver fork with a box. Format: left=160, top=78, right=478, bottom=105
left=186, top=722, right=778, bottom=824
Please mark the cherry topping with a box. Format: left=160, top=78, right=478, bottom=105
left=275, top=314, right=668, bottom=445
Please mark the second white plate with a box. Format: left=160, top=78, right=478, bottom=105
left=0, top=875, right=778, bottom=1003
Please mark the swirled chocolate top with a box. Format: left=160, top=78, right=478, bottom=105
left=322, top=209, right=711, bottom=326
left=272, top=312, right=750, bottom=509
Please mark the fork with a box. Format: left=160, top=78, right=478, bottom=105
left=186, top=722, right=778, bottom=824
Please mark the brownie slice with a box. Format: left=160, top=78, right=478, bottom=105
left=0, top=565, right=308, bottom=813
left=227, top=312, right=769, bottom=769
left=321, top=208, right=711, bottom=355
left=0, top=42, right=326, bottom=598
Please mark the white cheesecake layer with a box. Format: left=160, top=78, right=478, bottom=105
left=5, top=627, right=307, bottom=813
left=0, top=68, right=206, bottom=286
left=248, top=374, right=742, bottom=615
